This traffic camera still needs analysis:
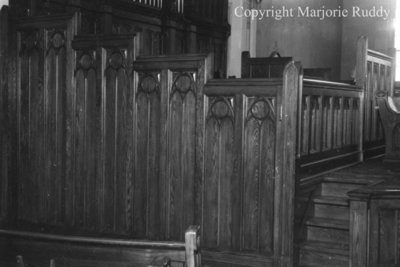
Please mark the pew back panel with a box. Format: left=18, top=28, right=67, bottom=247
left=202, top=62, right=300, bottom=266
left=376, top=90, right=400, bottom=162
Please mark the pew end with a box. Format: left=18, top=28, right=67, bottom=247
left=376, top=90, right=400, bottom=163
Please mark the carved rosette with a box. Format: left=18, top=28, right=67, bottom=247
left=106, top=50, right=127, bottom=71
left=47, top=30, right=66, bottom=55
left=20, top=30, right=43, bottom=56
left=76, top=51, right=96, bottom=76
left=246, top=97, right=275, bottom=124
left=207, top=97, right=234, bottom=126
left=171, top=72, right=196, bottom=99
left=137, top=73, right=160, bottom=96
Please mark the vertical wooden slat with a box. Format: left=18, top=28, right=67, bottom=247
left=0, top=7, right=8, bottom=223
left=349, top=200, right=368, bottom=267
left=243, top=108, right=261, bottom=250
left=134, top=72, right=161, bottom=238
left=316, top=96, right=323, bottom=152
left=168, top=90, right=184, bottom=240
left=203, top=116, right=220, bottom=248
left=301, top=96, right=310, bottom=155
left=259, top=112, right=275, bottom=254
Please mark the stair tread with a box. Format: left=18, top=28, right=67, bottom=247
left=306, top=217, right=349, bottom=230
left=313, top=195, right=349, bottom=206
left=322, top=173, right=383, bottom=184
left=300, top=241, right=349, bottom=256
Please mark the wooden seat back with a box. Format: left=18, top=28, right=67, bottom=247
left=376, top=90, right=400, bottom=162
left=241, top=51, right=292, bottom=78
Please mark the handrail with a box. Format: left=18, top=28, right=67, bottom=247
left=0, top=229, right=186, bottom=248
left=367, top=49, right=393, bottom=62
left=204, top=78, right=282, bottom=96
left=303, top=78, right=361, bottom=91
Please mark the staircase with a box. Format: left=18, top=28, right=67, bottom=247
left=298, top=173, right=379, bottom=267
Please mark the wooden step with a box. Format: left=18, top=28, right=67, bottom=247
left=320, top=180, right=367, bottom=197
left=306, top=217, right=349, bottom=230
left=313, top=196, right=349, bottom=220
left=306, top=218, right=349, bottom=243
left=323, top=173, right=381, bottom=185
left=300, top=241, right=349, bottom=255
left=312, top=196, right=348, bottom=206
left=299, top=241, right=349, bottom=267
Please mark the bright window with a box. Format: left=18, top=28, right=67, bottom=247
left=395, top=2, right=400, bottom=80
left=0, top=0, right=8, bottom=8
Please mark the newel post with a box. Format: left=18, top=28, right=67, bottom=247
left=355, top=36, right=367, bottom=162
left=275, top=62, right=302, bottom=267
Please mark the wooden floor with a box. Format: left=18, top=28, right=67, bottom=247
left=336, top=157, right=400, bottom=178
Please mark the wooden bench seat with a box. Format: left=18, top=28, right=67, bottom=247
left=1, top=226, right=200, bottom=267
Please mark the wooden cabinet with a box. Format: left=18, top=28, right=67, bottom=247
left=349, top=180, right=400, bottom=267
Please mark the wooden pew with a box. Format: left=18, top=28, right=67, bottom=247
left=375, top=90, right=400, bottom=163
left=2, top=226, right=200, bottom=267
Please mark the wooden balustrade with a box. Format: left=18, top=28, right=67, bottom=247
left=132, top=0, right=164, bottom=9
left=356, top=36, right=394, bottom=159
left=297, top=79, right=364, bottom=180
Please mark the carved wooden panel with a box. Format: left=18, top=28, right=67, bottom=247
left=202, top=93, right=278, bottom=255
left=203, top=96, right=235, bottom=249
left=44, top=29, right=67, bottom=225
left=134, top=71, right=161, bottom=238
left=18, top=29, right=45, bottom=225
left=104, top=49, right=133, bottom=234
left=242, top=96, right=275, bottom=253
left=167, top=72, right=197, bottom=240
left=71, top=50, right=99, bottom=230
left=376, top=209, right=400, bottom=266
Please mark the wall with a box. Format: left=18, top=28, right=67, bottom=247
left=227, top=0, right=253, bottom=78
left=340, top=0, right=395, bottom=80
left=255, top=0, right=343, bottom=80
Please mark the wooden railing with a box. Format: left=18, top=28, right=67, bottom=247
left=297, top=79, right=363, bottom=180
left=356, top=36, right=393, bottom=159
left=132, top=0, right=164, bottom=9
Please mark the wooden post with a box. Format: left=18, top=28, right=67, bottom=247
left=349, top=199, right=369, bottom=267
left=186, top=24, right=197, bottom=54
left=185, top=225, right=200, bottom=267
left=274, top=62, right=301, bottom=267
left=0, top=6, right=8, bottom=224
left=355, top=36, right=367, bottom=162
